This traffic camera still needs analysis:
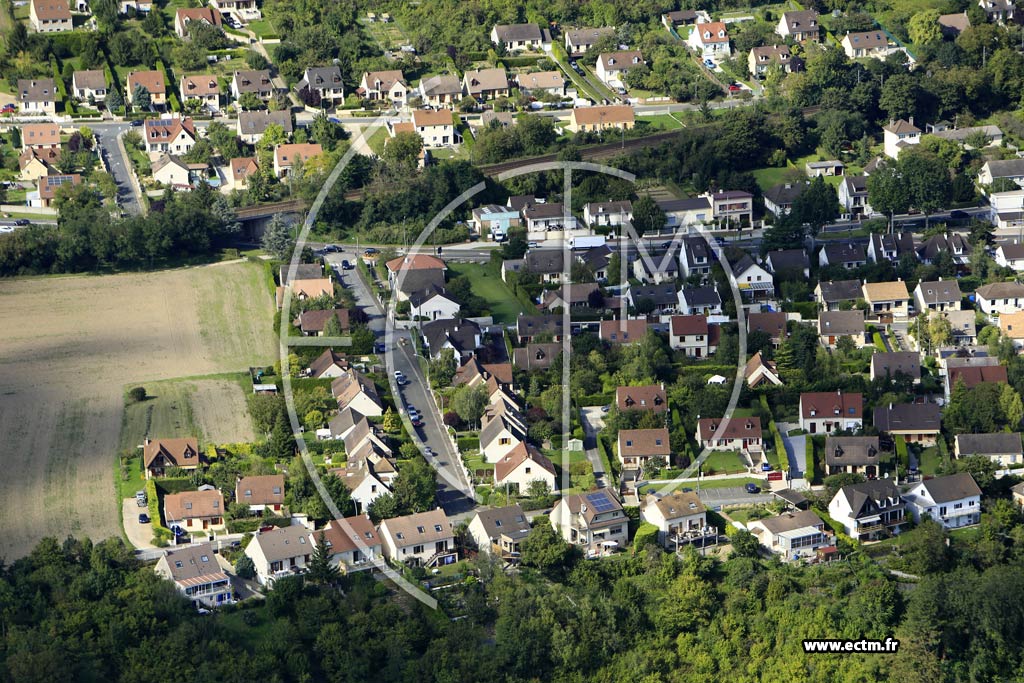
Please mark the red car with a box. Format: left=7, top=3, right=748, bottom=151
left=728, top=84, right=742, bottom=92
left=1, top=104, right=16, bottom=114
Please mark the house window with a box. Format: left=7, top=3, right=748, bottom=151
left=610, top=526, right=623, bottom=535
left=413, top=545, right=424, bottom=554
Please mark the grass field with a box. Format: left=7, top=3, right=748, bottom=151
left=701, top=450, right=748, bottom=474
left=446, top=261, right=535, bottom=324
left=0, top=261, right=276, bottom=559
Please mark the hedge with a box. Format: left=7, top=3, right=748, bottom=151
left=807, top=438, right=819, bottom=483
left=154, top=477, right=196, bottom=495
left=145, top=479, right=173, bottom=545
left=633, top=522, right=659, bottom=551
left=768, top=419, right=788, bottom=472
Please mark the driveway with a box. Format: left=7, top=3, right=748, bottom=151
left=777, top=422, right=806, bottom=478
left=580, top=406, right=609, bottom=489
left=122, top=497, right=156, bottom=549
left=91, top=122, right=141, bottom=215
left=325, top=253, right=384, bottom=335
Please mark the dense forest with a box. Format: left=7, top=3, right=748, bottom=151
left=7, top=517, right=1024, bottom=683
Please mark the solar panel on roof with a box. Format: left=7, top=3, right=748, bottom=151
left=586, top=491, right=615, bottom=512
left=46, top=176, right=74, bottom=188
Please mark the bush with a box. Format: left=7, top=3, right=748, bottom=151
left=128, top=386, right=147, bottom=403
left=633, top=522, right=659, bottom=552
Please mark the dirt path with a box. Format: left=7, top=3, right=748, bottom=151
left=0, top=262, right=275, bottom=560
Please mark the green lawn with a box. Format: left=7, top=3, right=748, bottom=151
left=636, top=113, right=685, bottom=131
left=752, top=165, right=803, bottom=192
left=247, top=19, right=277, bottom=38
left=917, top=446, right=948, bottom=476
left=701, top=450, right=748, bottom=475
left=446, top=261, right=535, bottom=324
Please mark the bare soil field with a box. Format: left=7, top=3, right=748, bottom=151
left=0, top=261, right=276, bottom=560
left=189, top=378, right=256, bottom=444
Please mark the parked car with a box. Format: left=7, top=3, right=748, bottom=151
left=949, top=209, right=969, bottom=220
left=704, top=59, right=715, bottom=68
left=745, top=483, right=760, bottom=494
left=135, top=490, right=147, bottom=507
left=728, top=83, right=742, bottom=92
left=138, top=514, right=150, bottom=524
left=527, top=241, right=539, bottom=248
left=0, top=226, right=13, bottom=234
left=761, top=462, right=773, bottom=472
left=0, top=104, right=15, bottom=113
left=341, top=260, right=352, bottom=270
left=363, top=247, right=379, bottom=256
left=14, top=219, right=29, bottom=226
left=129, top=119, right=143, bottom=127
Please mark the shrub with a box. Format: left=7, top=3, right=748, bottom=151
left=633, top=522, right=659, bottom=552
left=128, top=386, right=147, bottom=403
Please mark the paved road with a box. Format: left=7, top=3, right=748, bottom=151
left=778, top=422, right=806, bottom=478
left=325, top=252, right=475, bottom=514
left=92, top=122, right=141, bottom=215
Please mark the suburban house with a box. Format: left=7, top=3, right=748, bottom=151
left=928, top=123, right=1002, bottom=147
left=21, top=123, right=60, bottom=152
left=490, top=23, right=545, bottom=51
left=903, top=473, right=982, bottom=529
left=776, top=9, right=819, bottom=41
left=914, top=278, right=962, bottom=312
left=567, top=105, right=635, bottom=134
left=862, top=280, right=911, bottom=321
left=763, top=182, right=806, bottom=216
left=867, top=232, right=915, bottom=263
left=163, top=487, right=226, bottom=534
left=308, top=349, right=350, bottom=380
left=595, top=50, right=644, bottom=88
left=379, top=508, right=457, bottom=567
left=152, top=154, right=203, bottom=188
left=954, top=432, right=1023, bottom=465
left=512, top=342, right=561, bottom=371
left=819, top=243, right=867, bottom=269
left=617, top=427, right=671, bottom=472
left=882, top=118, right=922, bottom=159
left=493, top=442, right=556, bottom=493
left=237, top=109, right=293, bottom=145
left=179, top=74, right=221, bottom=112
left=18, top=148, right=59, bottom=182
left=748, top=45, right=793, bottom=77
left=174, top=7, right=221, bottom=39
left=143, top=116, right=196, bottom=156
left=330, top=461, right=392, bottom=515
left=471, top=204, right=521, bottom=241
left=421, top=318, right=482, bottom=359
left=839, top=175, right=872, bottom=217
left=979, top=0, right=1016, bottom=22
left=731, top=255, right=773, bottom=304
left=295, top=66, right=345, bottom=105
left=480, top=413, right=527, bottom=463
left=550, top=490, right=629, bottom=555
left=745, top=351, right=782, bottom=388
left=143, top=437, right=203, bottom=479
left=235, top=475, right=285, bottom=514
left=418, top=75, right=462, bottom=109
left=29, top=173, right=80, bottom=208
left=633, top=252, right=679, bottom=284
left=748, top=509, right=831, bottom=559
left=616, top=384, right=667, bottom=414
left=975, top=281, right=1024, bottom=314
left=748, top=311, right=787, bottom=347
left=978, top=158, right=1024, bottom=188
left=870, top=352, right=921, bottom=382
left=462, top=68, right=509, bottom=99
left=467, top=505, right=532, bottom=560
left=231, top=69, right=274, bottom=101
left=564, top=26, right=614, bottom=55
left=678, top=285, right=723, bottom=316
left=629, top=283, right=677, bottom=314
left=687, top=21, right=731, bottom=61
left=641, top=491, right=712, bottom=550
left=660, top=197, right=713, bottom=228
left=409, top=287, right=460, bottom=321
left=278, top=278, right=332, bottom=308
left=599, top=319, right=648, bottom=344
left=514, top=71, right=565, bottom=97
left=841, top=30, right=889, bottom=60
left=669, top=314, right=716, bottom=357
left=765, top=249, right=809, bottom=279
left=126, top=71, right=167, bottom=109
left=874, top=402, right=942, bottom=446
left=705, top=190, right=754, bottom=227
left=946, top=309, right=978, bottom=346
left=411, top=108, right=456, bottom=147
left=824, top=436, right=880, bottom=477
left=696, top=417, right=763, bottom=456
left=918, top=232, right=969, bottom=265
left=154, top=543, right=232, bottom=608
left=516, top=314, right=564, bottom=344
left=385, top=253, right=446, bottom=291
left=331, top=370, right=383, bottom=417
left=72, top=70, right=107, bottom=101
left=939, top=11, right=971, bottom=36
left=828, top=479, right=906, bottom=541
left=273, top=143, right=323, bottom=178
left=662, top=10, right=709, bottom=30
left=1000, top=311, right=1024, bottom=348
left=319, top=516, right=381, bottom=572
left=946, top=357, right=1008, bottom=397
left=680, top=236, right=713, bottom=279
left=995, top=240, right=1024, bottom=270
left=584, top=200, right=632, bottom=227
left=244, top=525, right=313, bottom=585
left=818, top=310, right=866, bottom=349
left=799, top=391, right=863, bottom=434
left=17, top=79, right=57, bottom=115
left=359, top=70, right=408, bottom=105
left=29, top=0, right=71, bottom=32
left=227, top=155, right=259, bottom=188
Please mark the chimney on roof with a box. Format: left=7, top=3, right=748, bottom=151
left=909, top=116, right=914, bottom=126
